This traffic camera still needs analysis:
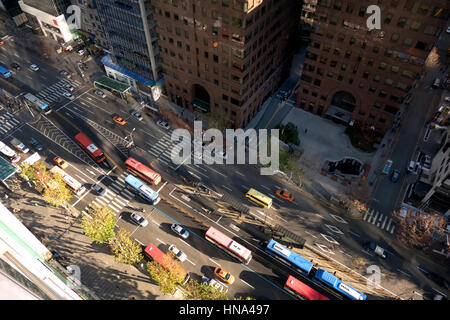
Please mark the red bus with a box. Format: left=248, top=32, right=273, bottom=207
left=74, top=133, right=106, bottom=163
left=124, top=157, right=161, bottom=185
left=144, top=243, right=190, bottom=285
left=205, top=226, right=252, bottom=264
left=284, top=275, right=330, bottom=300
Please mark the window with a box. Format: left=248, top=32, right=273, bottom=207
left=313, top=79, right=321, bottom=87
left=373, top=75, right=380, bottom=82
left=379, top=62, right=387, bottom=70
left=397, top=17, right=406, bottom=28
left=391, top=33, right=399, bottom=42
left=384, top=14, right=392, bottom=24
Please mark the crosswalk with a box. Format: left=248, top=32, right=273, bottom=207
left=362, top=209, right=396, bottom=234
left=0, top=112, right=21, bottom=135
left=81, top=171, right=135, bottom=216
left=35, top=79, right=82, bottom=103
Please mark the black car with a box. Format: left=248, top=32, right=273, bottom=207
left=419, top=268, right=449, bottom=290
left=390, top=169, right=400, bottom=182
left=10, top=63, right=20, bottom=71
left=29, top=138, right=43, bottom=151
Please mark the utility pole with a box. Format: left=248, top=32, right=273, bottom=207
left=125, top=128, right=136, bottom=150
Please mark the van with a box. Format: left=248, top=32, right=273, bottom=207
left=10, top=138, right=29, bottom=153
left=365, top=242, right=387, bottom=259
left=432, top=78, right=441, bottom=88
left=407, top=161, right=419, bottom=174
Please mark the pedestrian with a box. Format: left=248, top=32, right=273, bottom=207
left=304, top=129, right=308, bottom=133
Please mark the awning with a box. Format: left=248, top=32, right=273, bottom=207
left=94, top=76, right=131, bottom=94
left=192, top=98, right=210, bottom=112
left=0, top=157, right=18, bottom=181
left=326, top=105, right=353, bottom=123
left=101, top=54, right=155, bottom=87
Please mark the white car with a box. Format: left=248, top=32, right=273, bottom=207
left=130, top=212, right=148, bottom=227
left=168, top=244, right=187, bottom=262
left=445, top=96, right=450, bottom=103
left=30, top=64, right=39, bottom=71
left=171, top=223, right=189, bottom=239
left=156, top=120, right=170, bottom=130
left=94, top=89, right=106, bottom=98
left=63, top=92, right=75, bottom=100
left=130, top=109, right=143, bottom=121
left=63, top=83, right=74, bottom=92
left=60, top=70, right=71, bottom=79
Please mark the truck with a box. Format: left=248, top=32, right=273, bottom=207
left=382, top=159, right=393, bottom=175
left=10, top=137, right=29, bottom=153
left=365, top=242, right=387, bottom=259
left=0, top=141, right=21, bottom=163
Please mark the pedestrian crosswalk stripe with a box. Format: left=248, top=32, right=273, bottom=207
left=117, top=192, right=132, bottom=202
left=91, top=201, right=100, bottom=208
left=0, top=127, right=7, bottom=134
left=372, top=212, right=379, bottom=224
left=109, top=201, right=122, bottom=210
left=148, top=149, right=159, bottom=157
left=109, top=184, right=121, bottom=194
left=9, top=118, right=19, bottom=125
left=114, top=179, right=125, bottom=187
left=95, top=197, right=107, bottom=205
left=108, top=203, right=120, bottom=212
left=381, top=216, right=388, bottom=229
left=112, top=196, right=127, bottom=206
left=3, top=122, right=13, bottom=129
left=390, top=225, right=395, bottom=234
left=121, top=189, right=134, bottom=198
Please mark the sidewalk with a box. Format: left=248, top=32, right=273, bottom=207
left=2, top=184, right=181, bottom=300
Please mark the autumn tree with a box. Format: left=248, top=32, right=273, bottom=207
left=42, top=172, right=73, bottom=207
left=184, top=279, right=228, bottom=300
left=109, top=227, right=143, bottom=265
left=81, top=206, right=116, bottom=244
left=146, top=254, right=184, bottom=295
left=206, top=106, right=230, bottom=132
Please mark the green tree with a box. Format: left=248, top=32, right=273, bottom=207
left=42, top=172, right=73, bottom=207
left=206, top=106, right=230, bottom=131
left=184, top=279, right=228, bottom=300
left=146, top=254, right=184, bottom=295
left=109, top=227, right=143, bottom=264
left=19, top=161, right=48, bottom=186
left=81, top=206, right=116, bottom=244
left=275, top=122, right=300, bottom=145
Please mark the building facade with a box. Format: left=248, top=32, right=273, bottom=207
left=72, top=0, right=109, bottom=50
left=297, top=0, right=448, bottom=140
left=18, top=0, right=74, bottom=43
left=0, top=0, right=28, bottom=26
left=152, top=0, right=299, bottom=128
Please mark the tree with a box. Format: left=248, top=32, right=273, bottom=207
left=19, top=161, right=48, bottom=187
left=394, top=209, right=446, bottom=249
left=184, top=279, right=228, bottom=300
left=206, top=106, right=230, bottom=132
left=146, top=256, right=184, bottom=295
left=109, top=227, right=143, bottom=264
left=81, top=206, right=116, bottom=244
left=275, top=122, right=300, bottom=145
left=42, top=172, right=73, bottom=207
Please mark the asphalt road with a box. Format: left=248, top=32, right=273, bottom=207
left=0, top=35, right=449, bottom=300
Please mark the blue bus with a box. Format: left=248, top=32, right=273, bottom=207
left=0, top=64, right=12, bottom=78
left=265, top=239, right=313, bottom=274
left=313, top=269, right=367, bottom=300
left=124, top=174, right=160, bottom=205
left=24, top=93, right=51, bottom=114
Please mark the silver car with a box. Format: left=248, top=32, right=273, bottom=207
left=130, top=212, right=148, bottom=227
left=157, top=120, right=170, bottom=130
left=171, top=223, right=189, bottom=239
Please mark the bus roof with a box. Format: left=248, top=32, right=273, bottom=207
left=125, top=157, right=161, bottom=182
left=74, top=133, right=101, bottom=155
left=314, top=269, right=366, bottom=300
left=286, top=276, right=330, bottom=300
left=139, top=184, right=159, bottom=201
left=267, top=239, right=313, bottom=274
left=144, top=243, right=186, bottom=279
left=247, top=188, right=272, bottom=203
left=124, top=174, right=143, bottom=189
left=205, top=226, right=251, bottom=261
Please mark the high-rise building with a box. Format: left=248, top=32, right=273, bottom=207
left=18, top=0, right=74, bottom=43
left=74, top=0, right=109, bottom=51
left=152, top=0, right=299, bottom=128
left=297, top=0, right=448, bottom=140
left=0, top=0, right=27, bottom=26
left=96, top=0, right=162, bottom=99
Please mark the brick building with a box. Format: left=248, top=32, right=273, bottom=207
left=298, top=0, right=448, bottom=142
left=152, top=0, right=299, bottom=128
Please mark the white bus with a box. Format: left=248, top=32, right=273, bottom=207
left=0, top=141, right=21, bottom=163
left=50, top=166, right=86, bottom=196
left=24, top=93, right=51, bottom=114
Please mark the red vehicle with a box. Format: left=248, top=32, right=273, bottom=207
left=284, top=275, right=330, bottom=300
left=74, top=133, right=106, bottom=163
left=124, top=157, right=161, bottom=185
left=205, top=226, right=252, bottom=265
left=144, top=243, right=190, bottom=285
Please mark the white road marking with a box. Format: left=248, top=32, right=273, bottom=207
left=156, top=238, right=166, bottom=245
left=348, top=230, right=360, bottom=237
left=151, top=219, right=159, bottom=226
left=221, top=185, right=233, bottom=192
left=208, top=258, right=221, bottom=266
left=240, top=279, right=254, bottom=289
left=178, top=238, right=190, bottom=247
left=432, top=288, right=447, bottom=297
left=261, top=185, right=271, bottom=191
left=396, top=269, right=411, bottom=277
left=304, top=231, right=318, bottom=239
left=186, top=259, right=196, bottom=266
left=235, top=171, right=245, bottom=176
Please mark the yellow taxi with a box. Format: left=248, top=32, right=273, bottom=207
left=214, top=267, right=235, bottom=284
left=112, top=115, right=126, bottom=126
left=53, top=156, right=68, bottom=169
left=275, top=189, right=294, bottom=202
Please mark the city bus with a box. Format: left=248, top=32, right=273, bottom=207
left=205, top=226, right=252, bottom=264
left=124, top=174, right=160, bottom=205
left=124, top=157, right=161, bottom=185
left=265, top=239, right=313, bottom=274
left=313, top=268, right=367, bottom=300
left=0, top=64, right=12, bottom=78
left=50, top=166, right=86, bottom=196
left=144, top=243, right=190, bottom=285
left=245, top=188, right=272, bottom=208
left=284, top=275, right=330, bottom=300
left=74, top=133, right=106, bottom=163
left=24, top=93, right=51, bottom=114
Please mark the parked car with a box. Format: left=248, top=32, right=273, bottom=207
left=53, top=156, right=68, bottom=169
left=63, top=83, right=74, bottom=92
left=156, top=119, right=170, bottom=130
left=29, top=64, right=39, bottom=71
left=406, top=161, right=419, bottom=174
left=202, top=276, right=228, bottom=293
left=275, top=189, right=294, bottom=202
left=419, top=269, right=449, bottom=290
left=129, top=212, right=148, bottom=227
left=10, top=62, right=20, bottom=71
left=62, top=92, right=75, bottom=100
left=390, top=169, right=400, bottom=182
left=59, top=70, right=71, bottom=79
left=91, top=184, right=106, bottom=196
left=168, top=244, right=187, bottom=262
left=171, top=223, right=189, bottom=239
left=29, top=137, right=43, bottom=151
left=112, top=115, right=126, bottom=125
left=214, top=267, right=235, bottom=284
left=94, top=89, right=106, bottom=98
left=432, top=78, right=441, bottom=88
left=10, top=137, right=29, bottom=153
left=130, top=109, right=143, bottom=121
left=382, top=159, right=393, bottom=175
left=364, top=242, right=387, bottom=259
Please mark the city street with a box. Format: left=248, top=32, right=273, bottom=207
left=1, top=32, right=449, bottom=301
